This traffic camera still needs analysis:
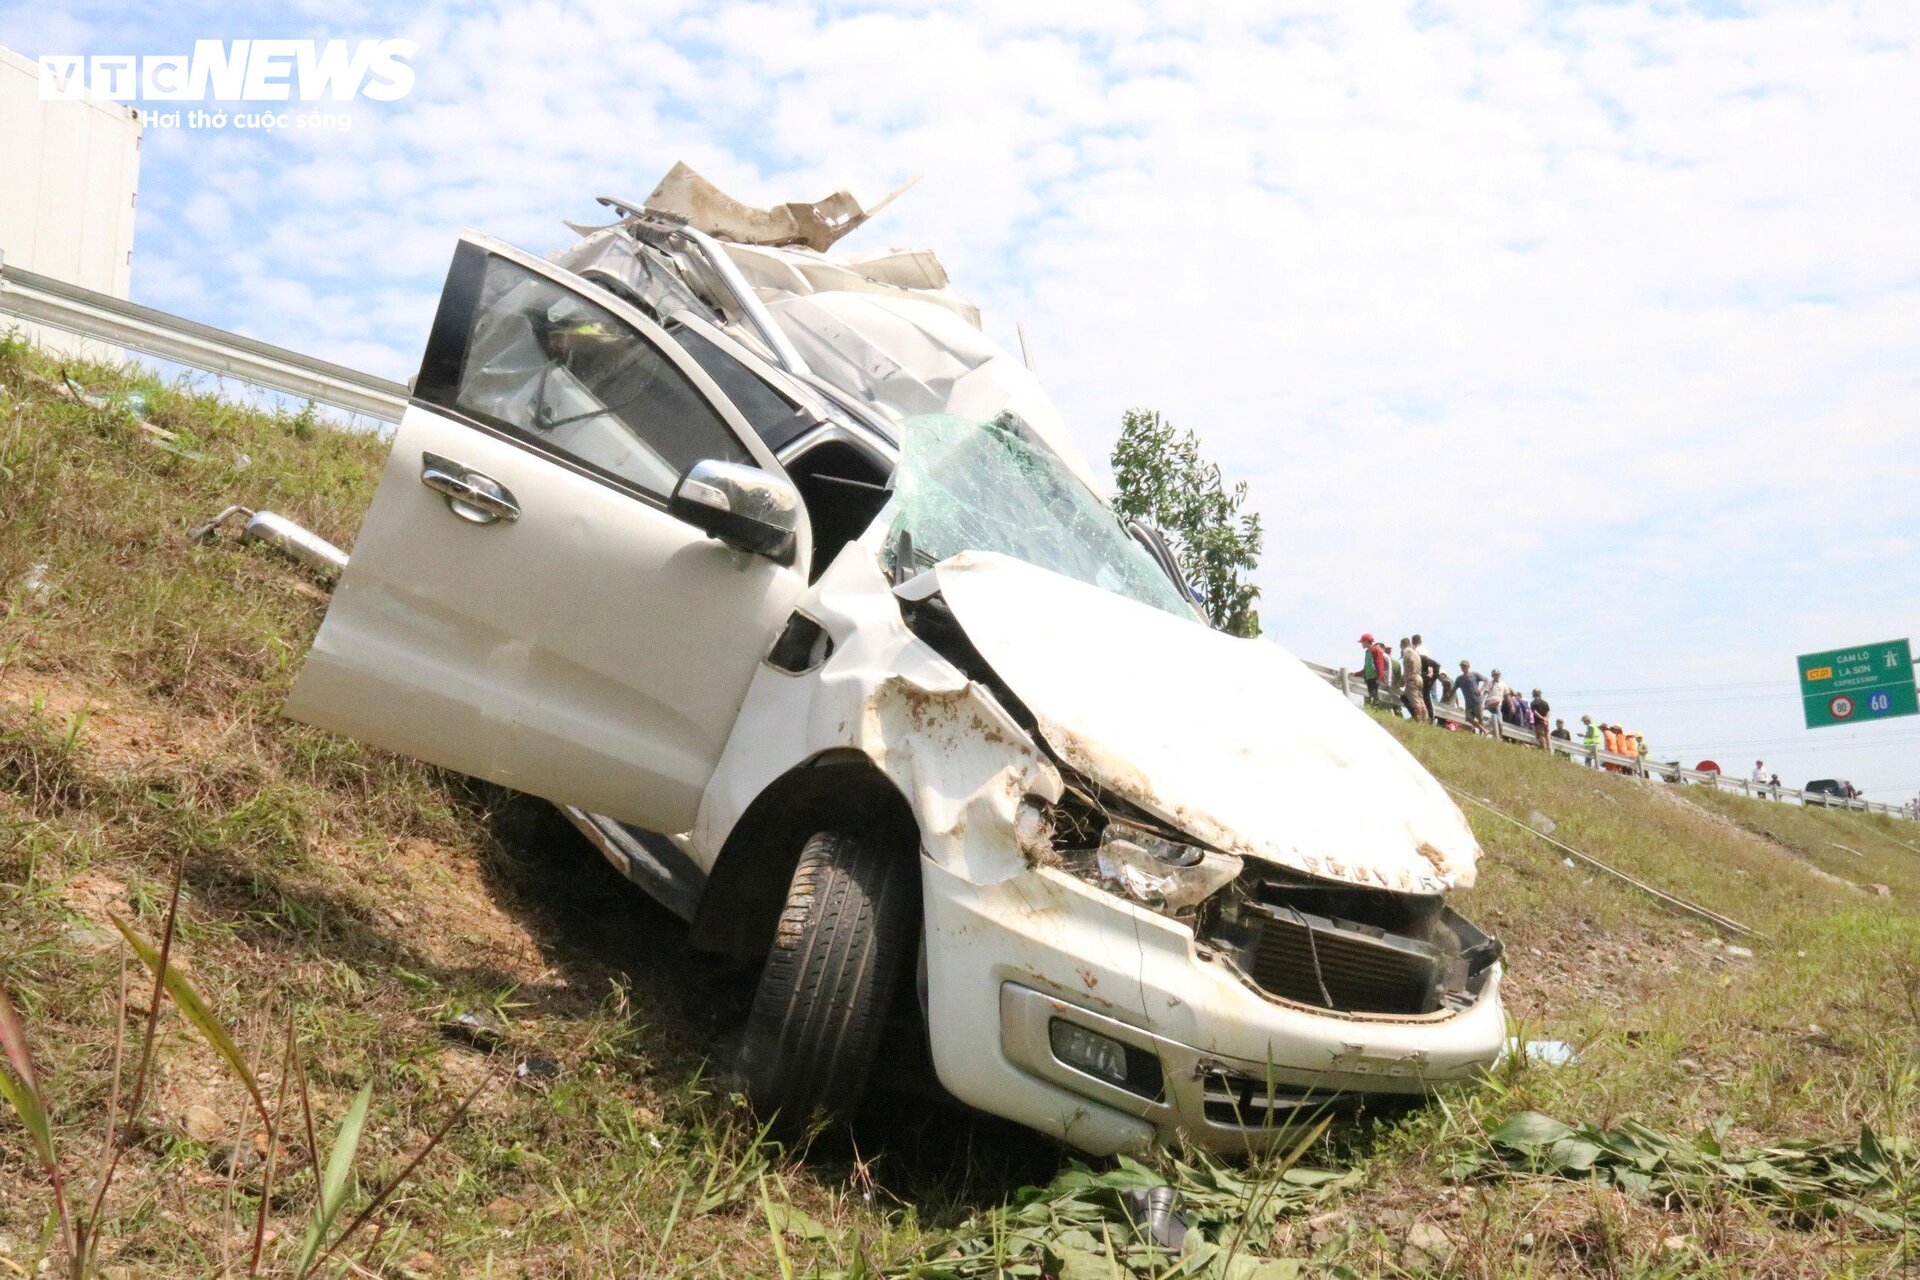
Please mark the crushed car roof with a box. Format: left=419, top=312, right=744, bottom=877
left=552, top=163, right=1100, bottom=489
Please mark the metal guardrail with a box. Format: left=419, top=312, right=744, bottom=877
left=1305, top=659, right=1915, bottom=821
left=0, top=253, right=409, bottom=423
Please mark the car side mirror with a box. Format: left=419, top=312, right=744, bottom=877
left=669, top=459, right=801, bottom=566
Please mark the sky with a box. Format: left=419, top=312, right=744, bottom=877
left=5, top=0, right=1918, bottom=801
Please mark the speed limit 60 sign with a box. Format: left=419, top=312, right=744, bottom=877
left=1798, top=639, right=1918, bottom=729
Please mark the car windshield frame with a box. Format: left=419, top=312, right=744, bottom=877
left=888, top=412, right=1202, bottom=622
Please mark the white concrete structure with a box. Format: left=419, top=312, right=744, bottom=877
left=0, top=45, right=141, bottom=358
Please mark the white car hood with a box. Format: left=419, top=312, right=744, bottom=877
left=929, top=552, right=1481, bottom=895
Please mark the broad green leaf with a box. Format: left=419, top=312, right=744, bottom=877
left=112, top=915, right=268, bottom=1125
left=1589, top=1129, right=1645, bottom=1159
left=1857, top=1126, right=1888, bottom=1169
left=764, top=1201, right=834, bottom=1242
left=1463, top=1111, right=1919, bottom=1235
left=1846, top=1202, right=1905, bottom=1232
left=1548, top=1138, right=1604, bottom=1173
left=1049, top=1242, right=1115, bottom=1280
left=1488, top=1112, right=1575, bottom=1150
left=296, top=1081, right=373, bottom=1277
left=1611, top=1167, right=1655, bottom=1196
left=1052, top=1228, right=1100, bottom=1253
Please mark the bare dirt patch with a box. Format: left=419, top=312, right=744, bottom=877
left=0, top=666, right=222, bottom=774
left=342, top=834, right=553, bottom=983
left=1498, top=913, right=1729, bottom=1022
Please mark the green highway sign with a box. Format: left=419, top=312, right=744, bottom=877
left=1797, top=638, right=1917, bottom=729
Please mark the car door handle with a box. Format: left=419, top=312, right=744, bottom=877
left=421, top=453, right=520, bottom=525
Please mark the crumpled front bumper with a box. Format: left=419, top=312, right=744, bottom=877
left=919, top=857, right=1506, bottom=1154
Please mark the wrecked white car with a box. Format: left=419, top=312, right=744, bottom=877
left=285, top=174, right=1505, bottom=1153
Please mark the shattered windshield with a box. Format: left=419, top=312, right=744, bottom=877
left=890, top=414, right=1200, bottom=621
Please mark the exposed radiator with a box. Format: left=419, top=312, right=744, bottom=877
left=1249, top=910, right=1445, bottom=1015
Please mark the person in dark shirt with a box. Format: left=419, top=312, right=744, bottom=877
left=1455, top=660, right=1488, bottom=732
left=1412, top=633, right=1442, bottom=709
left=1530, top=688, right=1552, bottom=751
left=1551, top=717, right=1572, bottom=744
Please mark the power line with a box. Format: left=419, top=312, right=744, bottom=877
left=1553, top=679, right=1795, bottom=696
left=1658, top=730, right=1920, bottom=751
left=1660, top=728, right=1920, bottom=744
left=1571, top=693, right=1810, bottom=709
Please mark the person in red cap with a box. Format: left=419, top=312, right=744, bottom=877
left=1354, top=633, right=1390, bottom=703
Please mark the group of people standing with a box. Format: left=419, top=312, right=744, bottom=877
left=1354, top=634, right=1452, bottom=722
left=1749, top=760, right=1785, bottom=798
left=1354, top=633, right=1645, bottom=768
left=1580, top=717, right=1648, bottom=772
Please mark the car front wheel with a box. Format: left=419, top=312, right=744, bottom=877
left=739, top=829, right=917, bottom=1134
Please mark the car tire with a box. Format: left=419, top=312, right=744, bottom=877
left=739, top=829, right=916, bottom=1133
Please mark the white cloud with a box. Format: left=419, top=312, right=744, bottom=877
left=25, top=0, right=1920, bottom=794
left=0, top=6, right=95, bottom=60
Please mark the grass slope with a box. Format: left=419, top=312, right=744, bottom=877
left=1, top=341, right=1917, bottom=1277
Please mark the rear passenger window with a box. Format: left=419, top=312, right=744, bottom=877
left=430, top=251, right=751, bottom=501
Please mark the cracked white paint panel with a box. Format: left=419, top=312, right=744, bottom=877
left=693, top=530, right=1060, bottom=887
left=858, top=674, right=1062, bottom=884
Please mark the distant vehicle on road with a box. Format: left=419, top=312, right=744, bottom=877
left=1805, top=779, right=1861, bottom=805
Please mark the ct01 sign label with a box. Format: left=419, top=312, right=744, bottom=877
left=1797, top=638, right=1917, bottom=729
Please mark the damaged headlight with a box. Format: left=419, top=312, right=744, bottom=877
left=1034, top=801, right=1242, bottom=916
left=1020, top=794, right=1241, bottom=918
left=1095, top=823, right=1243, bottom=912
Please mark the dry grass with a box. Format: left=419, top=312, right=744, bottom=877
left=2, top=336, right=1918, bottom=1275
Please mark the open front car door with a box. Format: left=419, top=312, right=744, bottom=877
left=285, top=232, right=813, bottom=833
